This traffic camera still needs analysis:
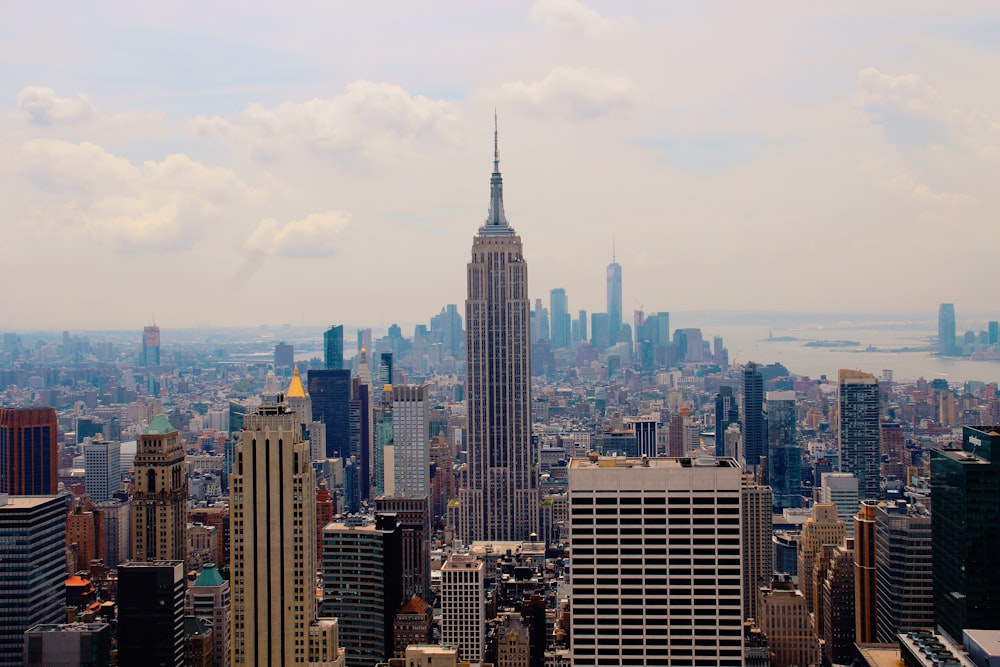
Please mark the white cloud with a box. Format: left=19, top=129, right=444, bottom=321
left=497, top=67, right=636, bottom=120
left=246, top=210, right=350, bottom=257
left=189, top=81, right=460, bottom=163
left=17, top=87, right=96, bottom=126
left=18, top=139, right=253, bottom=251
left=529, top=0, right=619, bottom=36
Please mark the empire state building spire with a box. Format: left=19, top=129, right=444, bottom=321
left=483, top=112, right=511, bottom=234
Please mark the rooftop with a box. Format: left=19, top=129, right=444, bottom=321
left=143, top=413, right=176, bottom=435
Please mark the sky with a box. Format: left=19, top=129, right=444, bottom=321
left=2, top=1, right=998, bottom=332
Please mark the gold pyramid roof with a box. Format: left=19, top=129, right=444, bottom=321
left=286, top=365, right=308, bottom=398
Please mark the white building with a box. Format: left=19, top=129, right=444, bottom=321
left=392, top=384, right=429, bottom=498
left=83, top=439, right=120, bottom=502
left=440, top=553, right=486, bottom=661
left=819, top=472, right=859, bottom=537
left=568, top=455, right=744, bottom=666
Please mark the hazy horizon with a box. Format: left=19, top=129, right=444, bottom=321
left=3, top=1, right=998, bottom=329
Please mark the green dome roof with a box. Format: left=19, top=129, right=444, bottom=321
left=144, top=414, right=176, bottom=435
left=194, top=564, right=225, bottom=587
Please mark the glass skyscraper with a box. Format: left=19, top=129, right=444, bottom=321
left=766, top=390, right=802, bottom=509
left=838, top=369, right=881, bottom=501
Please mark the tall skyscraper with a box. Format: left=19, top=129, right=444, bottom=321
left=274, top=341, right=294, bottom=369
left=854, top=501, right=877, bottom=644
left=325, top=325, right=344, bottom=370
left=308, top=369, right=352, bottom=458
left=837, top=369, right=881, bottom=501
left=440, top=553, right=487, bottom=662
left=143, top=324, right=160, bottom=366
left=742, top=362, right=765, bottom=473
left=374, top=496, right=431, bottom=600
left=0, top=407, right=58, bottom=495
left=549, top=288, right=570, bottom=349
left=766, top=391, right=801, bottom=509
left=797, top=503, right=846, bottom=621
left=875, top=502, right=933, bottom=642
left=132, top=414, right=187, bottom=562
left=0, top=495, right=66, bottom=667
left=391, top=385, right=429, bottom=499
left=714, top=386, right=739, bottom=457
left=931, top=425, right=1000, bottom=640
left=577, top=309, right=587, bottom=344
left=83, top=438, right=120, bottom=503
left=117, top=561, right=184, bottom=667
left=569, top=455, right=743, bottom=666
left=938, top=303, right=957, bottom=356
left=230, top=402, right=343, bottom=666
left=742, top=476, right=774, bottom=622
left=606, top=248, right=622, bottom=344
left=458, top=126, right=538, bottom=543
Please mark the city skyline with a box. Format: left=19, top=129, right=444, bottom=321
left=3, top=2, right=999, bottom=329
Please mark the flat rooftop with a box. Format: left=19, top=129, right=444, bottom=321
left=569, top=456, right=739, bottom=469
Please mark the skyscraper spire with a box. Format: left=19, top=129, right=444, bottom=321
left=484, top=112, right=510, bottom=232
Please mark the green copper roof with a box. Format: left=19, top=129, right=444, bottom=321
left=194, top=564, right=224, bottom=587
left=144, top=414, right=176, bottom=435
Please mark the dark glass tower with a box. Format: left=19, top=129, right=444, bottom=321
left=117, top=561, right=184, bottom=667
left=0, top=407, right=58, bottom=495
left=741, top=362, right=765, bottom=473
left=308, top=369, right=352, bottom=458
left=931, top=426, right=1000, bottom=640
left=838, top=369, right=881, bottom=501
left=458, top=122, right=537, bottom=543
left=766, top=391, right=802, bottom=509
left=938, top=303, right=957, bottom=356
left=714, top=386, right=739, bottom=457
left=324, top=324, right=344, bottom=370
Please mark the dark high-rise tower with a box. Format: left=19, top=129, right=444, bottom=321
left=938, top=303, right=956, bottom=356
left=838, top=369, right=880, bottom=501
left=606, top=246, right=622, bottom=344
left=458, top=121, right=538, bottom=543
left=549, top=288, right=570, bottom=349
left=0, top=407, right=58, bottom=495
left=767, top=390, right=802, bottom=510
left=741, top=362, right=765, bottom=473
left=309, top=369, right=352, bottom=458
left=117, top=561, right=184, bottom=667
left=714, top=386, right=739, bottom=457
left=324, top=324, right=344, bottom=370
left=142, top=324, right=160, bottom=366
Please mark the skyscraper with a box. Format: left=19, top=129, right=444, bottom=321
left=838, top=369, right=881, bottom=501
left=742, top=476, right=774, bottom=622
left=742, top=362, right=765, bottom=473
left=143, top=324, right=160, bottom=366
left=549, top=288, right=570, bottom=349
left=324, top=325, right=344, bottom=370
left=714, top=386, right=740, bottom=457
left=766, top=391, right=801, bottom=509
left=458, top=125, right=537, bottom=543
left=391, top=384, right=429, bottom=499
left=569, top=455, right=744, bottom=666
left=308, top=369, right=352, bottom=458
left=606, top=248, right=622, bottom=344
left=0, top=495, right=66, bottom=667
left=117, top=561, right=185, bottom=667
left=874, top=501, right=933, bottom=642
left=931, top=425, right=1000, bottom=640
left=185, top=563, right=231, bottom=667
left=0, top=407, right=58, bottom=495
left=938, top=303, right=956, bottom=356
left=132, top=414, right=187, bottom=562
left=230, top=402, right=343, bottom=666
left=440, top=553, right=487, bottom=662
left=83, top=438, right=120, bottom=503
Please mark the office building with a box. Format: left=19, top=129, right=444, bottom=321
left=589, top=312, right=610, bottom=351
left=440, top=553, right=487, bottom=662
left=742, top=362, right=766, bottom=473
left=23, top=622, right=111, bottom=667
left=821, top=540, right=856, bottom=666
left=325, top=325, right=344, bottom=370
left=549, top=288, right=570, bottom=349
left=797, top=503, right=846, bottom=621
left=457, top=127, right=538, bottom=543
left=230, top=402, right=343, bottom=666
left=392, top=385, right=429, bottom=499
left=607, top=252, right=622, bottom=344
left=83, top=438, right=120, bottom=503
left=98, top=499, right=129, bottom=567
left=132, top=414, right=187, bottom=562
left=766, top=391, right=801, bottom=509
left=569, top=455, right=743, bottom=666
left=321, top=516, right=402, bottom=667
left=350, top=369, right=373, bottom=507
left=714, top=386, right=739, bottom=458
left=838, top=369, right=881, bottom=501
left=392, top=595, right=433, bottom=658
left=743, top=476, right=774, bottom=622
left=854, top=501, right=877, bottom=644
left=880, top=421, right=907, bottom=483
left=757, top=577, right=822, bottom=667
left=117, top=561, right=185, bottom=667
left=185, top=563, right=231, bottom=667
left=989, top=320, right=999, bottom=347
left=577, top=309, right=588, bottom=344
left=143, top=324, right=161, bottom=366
left=375, top=496, right=431, bottom=600
left=0, top=407, right=58, bottom=495
left=0, top=495, right=66, bottom=667
left=938, top=303, right=957, bottom=356
left=308, top=369, right=352, bottom=458
left=624, top=415, right=659, bottom=458
left=874, top=502, right=933, bottom=642
left=931, top=426, right=1000, bottom=641
left=819, top=472, right=860, bottom=536
left=378, top=353, right=393, bottom=386
left=275, top=341, right=294, bottom=369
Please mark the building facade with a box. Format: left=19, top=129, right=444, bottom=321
left=132, top=414, right=187, bottom=562
left=392, top=385, right=430, bottom=499
left=838, top=369, right=881, bottom=501
left=83, top=439, right=120, bottom=503
left=117, top=561, right=185, bottom=667
left=0, top=407, right=58, bottom=495
left=742, top=363, right=765, bottom=473
left=874, top=501, right=933, bottom=642
left=440, top=553, right=486, bottom=661
left=458, top=129, right=538, bottom=543
left=766, top=391, right=801, bottom=510
left=743, top=476, right=774, bottom=622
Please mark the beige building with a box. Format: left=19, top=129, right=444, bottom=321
left=440, top=554, right=486, bottom=661
left=496, top=616, right=530, bottom=667
left=230, top=402, right=344, bottom=667
left=742, top=475, right=774, bottom=622
left=797, top=503, right=845, bottom=621
left=132, top=414, right=187, bottom=562
left=757, top=577, right=822, bottom=667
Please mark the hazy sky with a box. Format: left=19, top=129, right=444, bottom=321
left=2, top=1, right=998, bottom=331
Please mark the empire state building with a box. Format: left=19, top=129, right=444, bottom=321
left=458, top=125, right=538, bottom=543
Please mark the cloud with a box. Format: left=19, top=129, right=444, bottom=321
left=189, top=81, right=460, bottom=163
left=529, top=0, right=621, bottom=36
left=497, top=67, right=636, bottom=120
left=886, top=173, right=978, bottom=208
left=246, top=210, right=350, bottom=257
left=18, top=139, right=252, bottom=251
left=17, top=87, right=96, bottom=126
